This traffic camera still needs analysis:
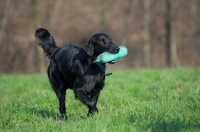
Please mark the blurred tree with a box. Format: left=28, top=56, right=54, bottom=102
left=32, top=0, right=46, bottom=73
left=166, top=0, right=178, bottom=67
left=143, top=0, right=150, bottom=68
left=47, top=0, right=53, bottom=29
left=0, top=0, right=200, bottom=73
left=100, top=0, right=106, bottom=32
left=190, top=0, right=198, bottom=20
left=121, top=0, right=132, bottom=46
left=0, top=0, right=11, bottom=46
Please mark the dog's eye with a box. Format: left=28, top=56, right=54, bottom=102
left=101, top=39, right=106, bottom=45
left=101, top=41, right=106, bottom=45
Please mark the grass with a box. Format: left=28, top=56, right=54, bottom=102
left=0, top=68, right=200, bottom=132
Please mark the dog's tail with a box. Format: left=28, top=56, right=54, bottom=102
left=35, top=28, right=58, bottom=57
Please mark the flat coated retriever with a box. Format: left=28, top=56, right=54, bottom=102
left=35, top=28, right=119, bottom=119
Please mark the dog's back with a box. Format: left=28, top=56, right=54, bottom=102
left=51, top=44, right=89, bottom=85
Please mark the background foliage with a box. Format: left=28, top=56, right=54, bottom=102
left=0, top=0, right=200, bottom=73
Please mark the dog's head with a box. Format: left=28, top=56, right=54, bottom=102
left=85, top=33, right=119, bottom=64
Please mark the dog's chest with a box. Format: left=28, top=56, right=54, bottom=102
left=86, top=73, right=105, bottom=94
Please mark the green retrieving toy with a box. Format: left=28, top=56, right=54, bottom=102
left=94, top=46, right=128, bottom=63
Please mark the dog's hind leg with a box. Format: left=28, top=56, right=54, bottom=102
left=48, top=65, right=68, bottom=120
left=56, top=89, right=67, bottom=119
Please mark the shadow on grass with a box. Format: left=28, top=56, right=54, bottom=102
left=146, top=121, right=200, bottom=132
left=26, top=107, right=59, bottom=119
left=129, top=116, right=200, bottom=132
left=24, top=107, right=87, bottom=121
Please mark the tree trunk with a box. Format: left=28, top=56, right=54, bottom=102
left=0, top=0, right=11, bottom=46
left=143, top=0, right=150, bottom=68
left=166, top=0, right=178, bottom=67
left=121, top=0, right=132, bottom=46
left=32, top=0, right=46, bottom=73
left=100, top=0, right=106, bottom=32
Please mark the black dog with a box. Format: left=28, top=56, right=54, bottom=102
left=35, top=28, right=119, bottom=119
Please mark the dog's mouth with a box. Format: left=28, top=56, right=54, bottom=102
left=108, top=60, right=116, bottom=64
left=107, top=47, right=119, bottom=64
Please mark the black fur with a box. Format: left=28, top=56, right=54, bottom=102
left=35, top=28, right=119, bottom=119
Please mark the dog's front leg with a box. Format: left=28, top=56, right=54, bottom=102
left=87, top=93, right=100, bottom=116
left=73, top=89, right=95, bottom=107
left=73, top=89, right=98, bottom=115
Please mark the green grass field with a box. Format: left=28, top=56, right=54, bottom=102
left=0, top=68, right=200, bottom=132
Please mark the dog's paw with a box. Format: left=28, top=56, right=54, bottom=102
left=60, top=114, right=68, bottom=120
left=87, top=107, right=98, bottom=117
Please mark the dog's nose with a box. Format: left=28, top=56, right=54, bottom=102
left=115, top=47, right=120, bottom=53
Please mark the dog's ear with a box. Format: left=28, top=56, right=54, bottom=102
left=85, top=37, right=94, bottom=56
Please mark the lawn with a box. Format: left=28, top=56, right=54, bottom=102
left=0, top=68, right=200, bottom=132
